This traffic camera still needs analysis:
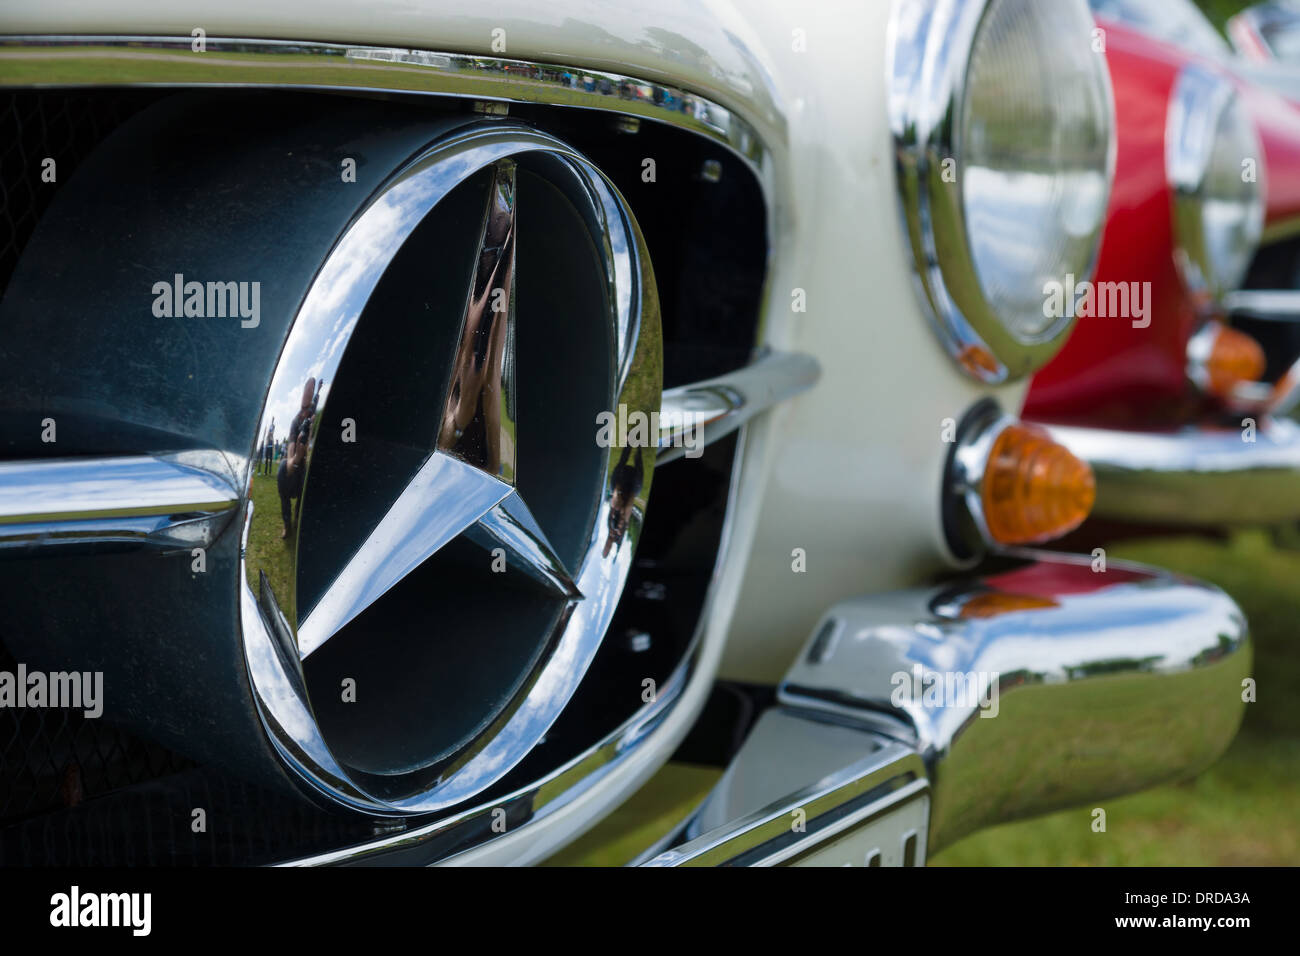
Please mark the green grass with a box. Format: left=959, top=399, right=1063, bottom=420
left=245, top=466, right=298, bottom=620
left=542, top=762, right=722, bottom=866
left=933, top=530, right=1300, bottom=865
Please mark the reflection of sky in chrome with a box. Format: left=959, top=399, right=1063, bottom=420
left=257, top=148, right=506, bottom=458
left=826, top=577, right=1241, bottom=760
left=240, top=579, right=359, bottom=801
left=833, top=578, right=1237, bottom=754
left=259, top=174, right=445, bottom=447
left=885, top=0, right=933, bottom=135
left=872, top=584, right=1230, bottom=686
left=956, top=591, right=1222, bottom=676
left=0, top=456, right=234, bottom=516
left=594, top=183, right=635, bottom=383
left=964, top=167, right=1109, bottom=334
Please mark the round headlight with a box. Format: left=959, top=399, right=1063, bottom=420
left=1167, top=64, right=1264, bottom=303
left=890, top=0, right=1115, bottom=383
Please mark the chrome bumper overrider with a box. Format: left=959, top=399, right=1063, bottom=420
left=647, top=551, right=1248, bottom=864
left=1045, top=418, right=1300, bottom=525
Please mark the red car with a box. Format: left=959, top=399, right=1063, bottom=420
left=1022, top=0, right=1300, bottom=528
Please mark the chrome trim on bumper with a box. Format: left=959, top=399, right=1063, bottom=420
left=779, top=550, right=1249, bottom=852
left=1045, top=418, right=1300, bottom=525
left=656, top=351, right=820, bottom=466
left=644, top=711, right=928, bottom=866
left=0, top=452, right=240, bottom=550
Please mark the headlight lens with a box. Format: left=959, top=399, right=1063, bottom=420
left=890, top=0, right=1115, bottom=383
left=1167, top=64, right=1264, bottom=302
left=962, top=0, right=1113, bottom=341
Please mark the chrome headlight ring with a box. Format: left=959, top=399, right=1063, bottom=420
left=1166, top=63, right=1265, bottom=306
left=889, top=0, right=1116, bottom=384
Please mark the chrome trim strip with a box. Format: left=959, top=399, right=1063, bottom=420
left=1224, top=289, right=1300, bottom=321
left=656, top=351, right=820, bottom=466
left=0, top=453, right=239, bottom=549
left=643, top=711, right=929, bottom=866
left=1045, top=418, right=1300, bottom=525
left=0, top=34, right=768, bottom=175
left=779, top=550, right=1250, bottom=852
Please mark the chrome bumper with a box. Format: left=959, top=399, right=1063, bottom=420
left=1045, top=418, right=1300, bottom=526
left=647, top=551, right=1249, bottom=864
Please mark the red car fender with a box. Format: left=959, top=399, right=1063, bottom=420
left=1024, top=19, right=1300, bottom=428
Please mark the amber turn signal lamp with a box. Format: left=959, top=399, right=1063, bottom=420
left=982, top=424, right=1095, bottom=545
left=1204, top=324, right=1265, bottom=397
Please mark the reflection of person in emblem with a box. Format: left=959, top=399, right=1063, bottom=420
left=438, top=221, right=512, bottom=475
left=261, top=418, right=275, bottom=476
left=604, top=444, right=644, bottom=557
left=277, top=378, right=316, bottom=541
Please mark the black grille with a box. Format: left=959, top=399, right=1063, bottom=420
left=0, top=90, right=195, bottom=837
left=0, top=766, right=378, bottom=866
left=0, top=642, right=196, bottom=828
left=0, top=91, right=161, bottom=302
left=0, top=87, right=760, bottom=864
